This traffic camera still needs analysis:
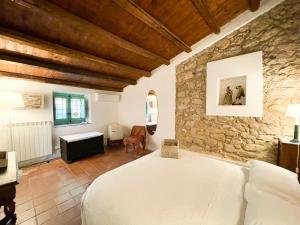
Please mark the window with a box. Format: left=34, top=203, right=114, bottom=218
left=53, top=92, right=87, bottom=125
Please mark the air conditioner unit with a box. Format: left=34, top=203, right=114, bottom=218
left=95, top=93, right=121, bottom=102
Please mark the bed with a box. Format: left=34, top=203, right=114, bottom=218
left=81, top=149, right=300, bottom=225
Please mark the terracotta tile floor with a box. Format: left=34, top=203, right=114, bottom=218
left=12, top=147, right=151, bottom=225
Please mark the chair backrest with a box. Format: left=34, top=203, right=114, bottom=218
left=130, top=126, right=146, bottom=138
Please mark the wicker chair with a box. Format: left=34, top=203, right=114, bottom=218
left=123, top=126, right=146, bottom=154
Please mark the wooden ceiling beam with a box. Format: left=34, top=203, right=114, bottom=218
left=0, top=54, right=136, bottom=86
left=191, top=0, right=220, bottom=34
left=0, top=57, right=127, bottom=89
left=0, top=0, right=169, bottom=66
left=112, top=0, right=191, bottom=53
left=0, top=27, right=151, bottom=78
left=249, top=0, right=261, bottom=12
left=0, top=71, right=123, bottom=92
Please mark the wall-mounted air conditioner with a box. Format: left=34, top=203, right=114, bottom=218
left=95, top=93, right=121, bottom=103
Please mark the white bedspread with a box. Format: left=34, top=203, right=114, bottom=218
left=82, top=150, right=248, bottom=225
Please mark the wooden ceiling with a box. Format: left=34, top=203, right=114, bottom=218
left=0, top=0, right=261, bottom=91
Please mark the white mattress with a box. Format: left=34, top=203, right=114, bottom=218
left=81, top=150, right=248, bottom=225
left=60, top=132, right=103, bottom=143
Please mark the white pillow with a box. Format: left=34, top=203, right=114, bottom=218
left=247, top=160, right=300, bottom=204
left=244, top=184, right=300, bottom=225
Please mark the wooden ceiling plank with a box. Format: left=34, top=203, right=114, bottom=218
left=191, top=0, right=220, bottom=34
left=0, top=71, right=123, bottom=92
left=0, top=27, right=151, bottom=78
left=0, top=0, right=169, bottom=66
left=0, top=54, right=137, bottom=85
left=112, top=0, right=191, bottom=53
left=249, top=0, right=261, bottom=12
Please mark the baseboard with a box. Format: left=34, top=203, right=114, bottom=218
left=18, top=150, right=61, bottom=168
left=19, top=142, right=111, bottom=168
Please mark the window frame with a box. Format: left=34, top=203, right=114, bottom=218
left=53, top=92, right=88, bottom=126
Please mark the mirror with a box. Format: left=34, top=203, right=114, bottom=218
left=145, top=90, right=158, bottom=135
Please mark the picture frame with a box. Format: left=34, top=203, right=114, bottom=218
left=22, top=93, right=45, bottom=109
left=206, top=51, right=263, bottom=117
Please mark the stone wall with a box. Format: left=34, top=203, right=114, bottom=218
left=176, top=0, right=300, bottom=163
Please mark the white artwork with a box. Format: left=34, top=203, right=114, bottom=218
left=206, top=51, right=263, bottom=117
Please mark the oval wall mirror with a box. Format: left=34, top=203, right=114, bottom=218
left=145, top=90, right=158, bottom=135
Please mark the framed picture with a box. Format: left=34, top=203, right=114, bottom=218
left=219, top=75, right=246, bottom=106
left=206, top=51, right=263, bottom=117
left=22, top=93, right=45, bottom=109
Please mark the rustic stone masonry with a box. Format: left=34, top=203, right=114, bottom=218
left=176, top=0, right=300, bottom=163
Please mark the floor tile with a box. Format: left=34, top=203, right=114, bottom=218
left=35, top=200, right=56, bottom=215
left=16, top=195, right=33, bottom=206
left=64, top=215, right=81, bottom=225
left=41, top=215, right=64, bottom=225
left=33, top=193, right=55, bottom=207
left=17, top=208, right=35, bottom=224
left=19, top=217, right=37, bottom=225
left=57, top=199, right=76, bottom=214
left=16, top=200, right=34, bottom=215
left=36, top=207, right=59, bottom=225
left=61, top=204, right=80, bottom=223
left=72, top=193, right=84, bottom=204
left=70, top=185, right=87, bottom=197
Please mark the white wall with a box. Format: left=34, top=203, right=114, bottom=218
left=118, top=0, right=282, bottom=151
left=119, top=66, right=176, bottom=150
left=0, top=77, right=119, bottom=153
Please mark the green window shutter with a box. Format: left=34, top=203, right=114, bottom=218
left=53, top=92, right=70, bottom=125
left=53, top=92, right=87, bottom=125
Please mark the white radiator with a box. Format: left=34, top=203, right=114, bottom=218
left=10, top=121, right=53, bottom=162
